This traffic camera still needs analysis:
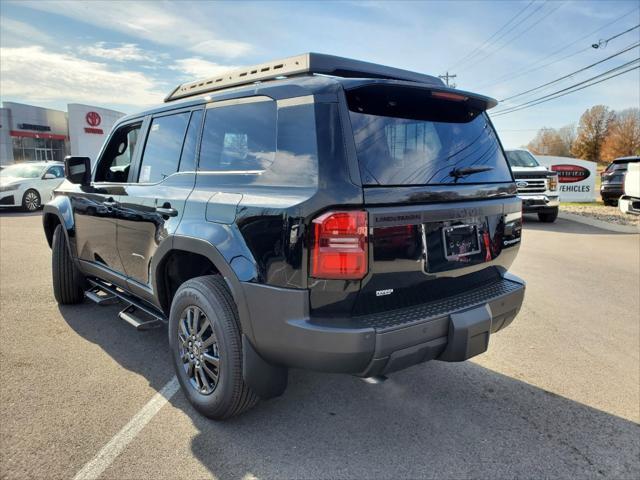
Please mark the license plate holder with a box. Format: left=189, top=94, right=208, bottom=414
left=442, top=224, right=481, bottom=260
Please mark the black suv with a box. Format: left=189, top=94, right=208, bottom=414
left=600, top=156, right=640, bottom=206
left=43, top=54, right=525, bottom=419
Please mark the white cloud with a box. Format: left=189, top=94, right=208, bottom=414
left=169, top=58, right=236, bottom=80
left=21, top=1, right=252, bottom=59
left=77, top=42, right=160, bottom=63
left=0, top=17, right=52, bottom=46
left=0, top=46, right=164, bottom=107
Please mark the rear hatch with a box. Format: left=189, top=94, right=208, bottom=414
left=346, top=83, right=521, bottom=316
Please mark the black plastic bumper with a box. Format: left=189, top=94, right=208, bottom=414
left=242, top=273, right=525, bottom=377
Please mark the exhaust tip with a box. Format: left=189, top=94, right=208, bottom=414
left=360, top=375, right=387, bottom=384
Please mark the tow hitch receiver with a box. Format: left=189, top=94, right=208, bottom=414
left=439, top=304, right=492, bottom=362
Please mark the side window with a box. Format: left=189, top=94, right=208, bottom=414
left=46, top=165, right=65, bottom=178
left=178, top=109, right=203, bottom=172
left=199, top=100, right=276, bottom=173
left=138, top=112, right=190, bottom=183
left=95, top=123, right=141, bottom=183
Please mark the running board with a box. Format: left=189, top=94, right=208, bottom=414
left=119, top=305, right=162, bottom=331
left=86, top=279, right=167, bottom=329
left=85, top=286, right=118, bottom=305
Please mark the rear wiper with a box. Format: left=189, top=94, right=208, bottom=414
left=449, top=165, right=494, bottom=180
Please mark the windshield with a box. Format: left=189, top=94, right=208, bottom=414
left=346, top=86, right=512, bottom=185
left=0, top=164, right=44, bottom=179
left=505, top=150, right=539, bottom=168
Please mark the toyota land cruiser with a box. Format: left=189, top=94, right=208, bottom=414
left=43, top=54, right=525, bottom=419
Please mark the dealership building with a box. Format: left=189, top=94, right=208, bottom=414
left=0, top=102, right=125, bottom=166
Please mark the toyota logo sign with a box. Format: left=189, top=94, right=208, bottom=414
left=86, top=111, right=102, bottom=127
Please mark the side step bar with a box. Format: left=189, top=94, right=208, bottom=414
left=85, top=286, right=118, bottom=305
left=119, top=305, right=162, bottom=331
left=85, top=279, right=167, bottom=330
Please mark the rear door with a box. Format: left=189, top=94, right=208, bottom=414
left=117, top=107, right=203, bottom=290
left=344, top=84, right=522, bottom=315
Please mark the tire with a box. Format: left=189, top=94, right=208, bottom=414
left=538, top=207, right=559, bottom=223
left=22, top=189, right=41, bottom=212
left=603, top=198, right=618, bottom=207
left=169, top=275, right=259, bottom=419
left=52, top=224, right=86, bottom=304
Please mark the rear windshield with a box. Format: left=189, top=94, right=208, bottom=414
left=347, top=86, right=512, bottom=185
left=505, top=150, right=539, bottom=168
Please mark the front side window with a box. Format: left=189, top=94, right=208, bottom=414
left=199, top=100, right=276, bottom=173
left=138, top=112, right=190, bottom=183
left=95, top=123, right=141, bottom=183
left=46, top=165, right=65, bottom=178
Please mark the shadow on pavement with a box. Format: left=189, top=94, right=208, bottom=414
left=0, top=208, right=42, bottom=217
left=59, top=301, right=640, bottom=479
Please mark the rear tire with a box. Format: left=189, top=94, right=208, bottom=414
left=52, top=224, right=86, bottom=304
left=603, top=198, right=617, bottom=207
left=538, top=207, right=558, bottom=223
left=169, top=275, right=259, bottom=419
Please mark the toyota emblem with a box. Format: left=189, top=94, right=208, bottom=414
left=86, top=111, right=102, bottom=127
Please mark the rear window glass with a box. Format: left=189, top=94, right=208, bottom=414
left=347, top=86, right=512, bottom=185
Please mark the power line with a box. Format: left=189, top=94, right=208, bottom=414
left=592, top=24, right=640, bottom=49
left=446, top=0, right=536, bottom=71
left=458, top=1, right=566, bottom=74
left=476, top=7, right=640, bottom=89
left=491, top=60, right=640, bottom=116
left=499, top=41, right=639, bottom=102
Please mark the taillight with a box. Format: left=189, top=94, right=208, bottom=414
left=310, top=211, right=368, bottom=280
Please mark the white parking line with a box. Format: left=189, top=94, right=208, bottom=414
left=73, top=376, right=180, bottom=480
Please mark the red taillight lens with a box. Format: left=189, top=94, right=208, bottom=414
left=310, top=211, right=368, bottom=280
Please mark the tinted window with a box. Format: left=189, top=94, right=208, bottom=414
left=95, top=123, right=141, bottom=183
left=199, top=100, right=276, bottom=172
left=347, top=86, right=512, bottom=185
left=139, top=112, right=190, bottom=183
left=505, top=150, right=539, bottom=168
left=46, top=165, right=65, bottom=178
left=178, top=110, right=203, bottom=172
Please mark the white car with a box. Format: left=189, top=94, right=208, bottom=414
left=0, top=162, right=66, bottom=212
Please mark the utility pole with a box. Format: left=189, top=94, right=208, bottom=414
left=439, top=72, right=457, bottom=88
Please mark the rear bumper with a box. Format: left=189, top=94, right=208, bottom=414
left=518, top=193, right=559, bottom=212
left=243, top=273, right=525, bottom=376
left=600, top=185, right=623, bottom=200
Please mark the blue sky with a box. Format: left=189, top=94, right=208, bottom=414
left=1, top=0, right=638, bottom=147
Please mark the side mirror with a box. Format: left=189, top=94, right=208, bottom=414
left=64, top=156, right=91, bottom=186
left=43, top=173, right=56, bottom=179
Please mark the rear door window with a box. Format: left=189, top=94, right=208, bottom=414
left=347, top=85, right=512, bottom=185
left=138, top=112, right=190, bottom=183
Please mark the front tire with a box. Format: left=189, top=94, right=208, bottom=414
left=22, top=189, right=41, bottom=212
left=52, top=225, right=86, bottom=304
left=169, top=275, right=259, bottom=419
left=538, top=207, right=559, bottom=223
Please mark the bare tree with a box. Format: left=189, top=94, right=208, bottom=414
left=557, top=123, right=576, bottom=157
left=601, top=108, right=640, bottom=161
left=527, top=127, right=568, bottom=156
left=571, top=105, right=614, bottom=161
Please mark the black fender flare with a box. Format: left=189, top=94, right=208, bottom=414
left=42, top=197, right=75, bottom=252
left=151, top=235, right=256, bottom=343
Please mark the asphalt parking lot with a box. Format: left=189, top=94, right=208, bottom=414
left=0, top=211, right=638, bottom=480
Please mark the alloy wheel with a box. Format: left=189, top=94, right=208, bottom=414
left=178, top=305, right=220, bottom=395
left=24, top=191, right=40, bottom=211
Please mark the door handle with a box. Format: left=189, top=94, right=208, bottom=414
left=156, top=206, right=178, bottom=217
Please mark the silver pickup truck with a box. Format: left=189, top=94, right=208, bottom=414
left=505, top=149, right=559, bottom=223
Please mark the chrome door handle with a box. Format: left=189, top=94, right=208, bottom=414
left=156, top=207, right=178, bottom=217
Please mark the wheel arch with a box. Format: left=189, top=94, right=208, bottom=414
left=42, top=197, right=75, bottom=249
left=152, top=236, right=256, bottom=342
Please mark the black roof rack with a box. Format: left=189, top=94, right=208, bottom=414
left=164, top=52, right=444, bottom=102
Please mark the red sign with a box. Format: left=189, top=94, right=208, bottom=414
left=84, top=127, right=104, bottom=134
left=551, top=164, right=591, bottom=183
left=86, top=111, right=101, bottom=127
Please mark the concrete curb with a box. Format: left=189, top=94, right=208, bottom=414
left=558, top=211, right=639, bottom=234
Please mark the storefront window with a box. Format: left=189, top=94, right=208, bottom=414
left=12, top=137, right=68, bottom=162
